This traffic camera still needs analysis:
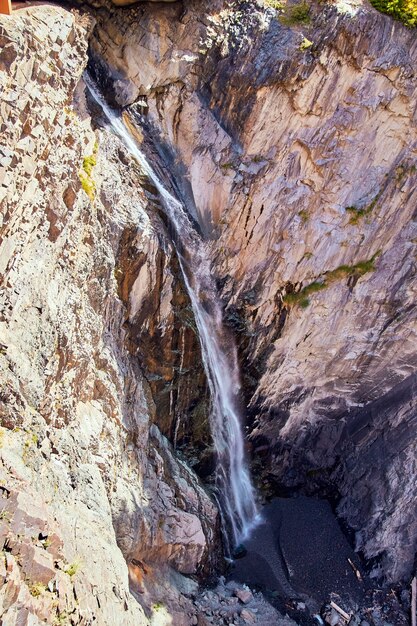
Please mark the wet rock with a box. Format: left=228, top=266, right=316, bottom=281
left=233, top=544, right=248, bottom=560
left=325, top=609, right=342, bottom=626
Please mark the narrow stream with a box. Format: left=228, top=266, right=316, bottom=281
left=84, top=74, right=260, bottom=552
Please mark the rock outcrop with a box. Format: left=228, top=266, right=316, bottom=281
left=0, top=6, right=220, bottom=624
left=90, top=0, right=417, bottom=582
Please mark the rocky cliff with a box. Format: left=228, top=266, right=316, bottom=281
left=89, top=0, right=417, bottom=584
left=0, top=6, right=220, bottom=624
left=1, top=0, right=416, bottom=624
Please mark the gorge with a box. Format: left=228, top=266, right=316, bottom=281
left=0, top=0, right=416, bottom=625
left=85, top=73, right=259, bottom=551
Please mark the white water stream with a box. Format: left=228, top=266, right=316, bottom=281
left=85, top=75, right=259, bottom=550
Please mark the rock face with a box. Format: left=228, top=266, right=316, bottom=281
left=0, top=5, right=220, bottom=625
left=1, top=3, right=417, bottom=625
left=90, top=0, right=417, bottom=582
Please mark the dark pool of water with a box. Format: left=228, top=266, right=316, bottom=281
left=229, top=496, right=366, bottom=605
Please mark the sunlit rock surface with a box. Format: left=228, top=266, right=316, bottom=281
left=0, top=6, right=219, bottom=625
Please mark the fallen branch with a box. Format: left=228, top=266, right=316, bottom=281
left=330, top=600, right=351, bottom=622
left=412, top=576, right=416, bottom=626
left=347, top=558, right=363, bottom=582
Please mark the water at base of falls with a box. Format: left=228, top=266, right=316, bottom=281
left=84, top=74, right=260, bottom=551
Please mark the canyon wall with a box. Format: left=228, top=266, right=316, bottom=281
left=91, top=0, right=417, bottom=582
left=1, top=1, right=416, bottom=624
left=0, top=6, right=219, bottom=625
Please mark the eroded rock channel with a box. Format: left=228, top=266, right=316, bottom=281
left=0, top=0, right=416, bottom=625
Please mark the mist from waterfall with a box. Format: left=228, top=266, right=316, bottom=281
left=85, top=74, right=259, bottom=551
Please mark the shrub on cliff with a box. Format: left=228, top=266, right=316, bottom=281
left=370, top=0, right=417, bottom=27
left=264, top=0, right=311, bottom=24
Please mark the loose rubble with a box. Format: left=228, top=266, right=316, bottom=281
left=193, top=579, right=298, bottom=626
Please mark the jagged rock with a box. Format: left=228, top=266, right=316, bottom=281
left=19, top=544, right=55, bottom=586
left=234, top=588, right=253, bottom=605
left=240, top=608, right=257, bottom=623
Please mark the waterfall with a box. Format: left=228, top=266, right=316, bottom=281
left=85, top=75, right=259, bottom=551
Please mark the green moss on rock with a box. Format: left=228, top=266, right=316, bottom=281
left=283, top=253, right=380, bottom=307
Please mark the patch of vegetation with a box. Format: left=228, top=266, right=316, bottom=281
left=300, top=36, right=313, bottom=49
left=0, top=509, right=11, bottom=522
left=53, top=610, right=70, bottom=626
left=298, top=209, right=309, bottom=223
left=82, top=152, right=97, bottom=177
left=283, top=280, right=326, bottom=306
left=345, top=190, right=382, bottom=225
left=395, top=162, right=417, bottom=182
left=79, top=174, right=96, bottom=201
left=29, top=582, right=47, bottom=597
left=220, top=162, right=235, bottom=171
left=280, top=1, right=311, bottom=25
left=264, top=0, right=284, bottom=9
left=252, top=154, right=268, bottom=163
left=369, top=0, right=417, bottom=27
left=79, top=141, right=99, bottom=202
left=22, top=431, right=39, bottom=462
left=283, top=253, right=380, bottom=307
left=41, top=537, right=52, bottom=549
left=64, top=560, right=81, bottom=578
left=326, top=255, right=379, bottom=281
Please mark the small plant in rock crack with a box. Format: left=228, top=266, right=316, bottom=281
left=300, top=36, right=313, bottom=49
left=22, top=432, right=38, bottom=462
left=39, top=535, right=52, bottom=549
left=29, top=582, right=47, bottom=597
left=79, top=140, right=99, bottom=202
left=53, top=610, right=70, bottom=626
left=298, top=209, right=309, bottom=223
left=264, top=0, right=284, bottom=8
left=64, top=560, right=81, bottom=578
left=0, top=509, right=11, bottom=522
left=345, top=190, right=382, bottom=225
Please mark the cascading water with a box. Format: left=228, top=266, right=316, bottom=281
left=85, top=75, right=259, bottom=552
